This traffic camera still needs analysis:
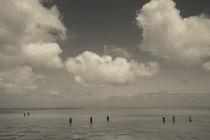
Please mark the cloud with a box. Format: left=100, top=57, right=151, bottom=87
left=65, top=51, right=159, bottom=86
left=0, top=65, right=43, bottom=94
left=104, top=45, right=131, bottom=59
left=136, top=0, right=210, bottom=65
left=202, top=61, right=210, bottom=71
left=181, top=79, right=191, bottom=86
left=0, top=0, right=67, bottom=95
left=49, top=89, right=66, bottom=96
left=22, top=42, right=63, bottom=69
left=0, top=0, right=66, bottom=69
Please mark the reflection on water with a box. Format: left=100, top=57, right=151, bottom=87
left=0, top=107, right=210, bottom=140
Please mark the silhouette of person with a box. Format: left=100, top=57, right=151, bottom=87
left=27, top=112, right=30, bottom=116
left=69, top=117, right=72, bottom=124
left=162, top=117, right=166, bottom=124
left=24, top=112, right=26, bottom=117
left=90, top=116, right=93, bottom=124
left=189, top=115, right=192, bottom=122
left=172, top=116, right=175, bottom=123
left=106, top=115, right=110, bottom=122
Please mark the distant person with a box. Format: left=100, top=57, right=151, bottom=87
left=172, top=116, right=175, bottom=123
left=106, top=115, right=110, bottom=122
left=24, top=112, right=26, bottom=117
left=189, top=115, right=192, bottom=122
left=90, top=116, right=93, bottom=124
left=162, top=117, right=166, bottom=123
left=69, top=117, right=72, bottom=124
left=27, top=112, right=30, bottom=116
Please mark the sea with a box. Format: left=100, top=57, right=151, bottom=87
left=0, top=107, right=210, bottom=140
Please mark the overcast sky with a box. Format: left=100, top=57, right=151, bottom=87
left=0, top=0, right=210, bottom=108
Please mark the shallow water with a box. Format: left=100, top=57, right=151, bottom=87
left=0, top=107, right=210, bottom=140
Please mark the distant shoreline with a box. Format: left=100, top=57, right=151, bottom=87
left=0, top=106, right=210, bottom=110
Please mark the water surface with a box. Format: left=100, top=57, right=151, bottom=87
left=0, top=107, right=210, bottom=140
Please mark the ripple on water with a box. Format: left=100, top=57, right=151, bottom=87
left=72, top=134, right=87, bottom=140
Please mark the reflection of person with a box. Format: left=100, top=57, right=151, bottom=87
left=69, top=117, right=72, bottom=124
left=106, top=115, right=110, bottom=122
left=172, top=116, right=175, bottom=123
left=162, top=117, right=165, bottom=123
left=90, top=116, right=93, bottom=124
left=189, top=115, right=192, bottom=122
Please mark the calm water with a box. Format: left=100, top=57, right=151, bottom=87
left=0, top=107, right=210, bottom=140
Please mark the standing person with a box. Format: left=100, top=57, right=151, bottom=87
left=90, top=116, right=93, bottom=124
left=189, top=115, right=192, bottom=122
left=27, top=112, right=30, bottom=116
left=162, top=117, right=166, bottom=124
left=69, top=117, right=72, bottom=124
left=24, top=112, right=26, bottom=117
left=106, top=115, right=110, bottom=122
left=172, top=116, right=175, bottom=123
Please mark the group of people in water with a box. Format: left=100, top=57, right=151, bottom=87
left=68, top=115, right=192, bottom=124
left=69, top=115, right=110, bottom=124
left=162, top=115, right=192, bottom=123
left=23, top=112, right=30, bottom=117
left=23, top=112, right=192, bottom=124
left=68, top=115, right=193, bottom=124
left=69, top=115, right=193, bottom=124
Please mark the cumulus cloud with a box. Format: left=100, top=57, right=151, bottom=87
left=0, top=0, right=67, bottom=95
left=202, top=61, right=210, bottom=71
left=104, top=45, right=132, bottom=59
left=0, top=0, right=66, bottom=69
left=0, top=65, right=43, bottom=94
left=136, top=0, right=210, bottom=65
left=22, top=42, right=63, bottom=69
left=65, top=51, right=159, bottom=86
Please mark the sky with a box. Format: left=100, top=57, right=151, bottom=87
left=0, top=0, right=210, bottom=108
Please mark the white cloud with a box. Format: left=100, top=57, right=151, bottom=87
left=49, top=89, right=66, bottom=96
left=104, top=45, right=131, bottom=59
left=0, top=0, right=66, bottom=69
left=65, top=51, right=159, bottom=86
left=0, top=0, right=67, bottom=95
left=202, top=61, right=210, bottom=71
left=0, top=65, right=44, bottom=94
left=22, top=42, right=63, bottom=69
left=136, top=0, right=210, bottom=65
